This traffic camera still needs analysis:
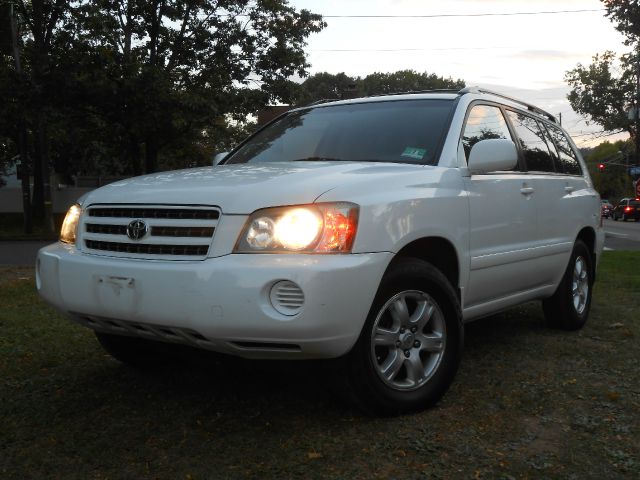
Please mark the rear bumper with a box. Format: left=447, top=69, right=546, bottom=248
left=36, top=243, right=391, bottom=359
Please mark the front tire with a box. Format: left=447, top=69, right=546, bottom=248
left=542, top=240, right=593, bottom=331
left=344, top=258, right=463, bottom=415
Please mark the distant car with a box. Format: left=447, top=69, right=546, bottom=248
left=612, top=198, right=640, bottom=221
left=601, top=200, right=613, bottom=218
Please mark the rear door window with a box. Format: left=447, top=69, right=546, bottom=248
left=505, top=110, right=556, bottom=173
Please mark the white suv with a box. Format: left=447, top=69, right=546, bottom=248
left=37, top=88, right=604, bottom=415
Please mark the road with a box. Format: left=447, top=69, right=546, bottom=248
left=0, top=221, right=638, bottom=266
left=602, top=218, right=640, bottom=251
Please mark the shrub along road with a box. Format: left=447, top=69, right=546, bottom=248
left=1, top=252, right=639, bottom=479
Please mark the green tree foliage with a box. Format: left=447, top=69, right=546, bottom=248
left=604, top=0, right=640, bottom=45
left=565, top=1, right=640, bottom=141
left=295, top=70, right=465, bottom=106
left=1, top=0, right=325, bottom=184
left=67, top=0, right=324, bottom=174
left=565, top=51, right=635, bottom=138
left=585, top=140, right=634, bottom=202
left=359, top=70, right=465, bottom=97
left=294, top=71, right=356, bottom=105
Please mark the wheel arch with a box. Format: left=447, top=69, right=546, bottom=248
left=390, top=236, right=461, bottom=300
left=575, top=226, right=597, bottom=282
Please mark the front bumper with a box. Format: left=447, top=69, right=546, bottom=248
left=36, top=243, right=392, bottom=359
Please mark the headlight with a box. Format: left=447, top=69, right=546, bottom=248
left=235, top=203, right=359, bottom=253
left=60, top=204, right=81, bottom=244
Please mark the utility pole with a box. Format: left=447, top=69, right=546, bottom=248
left=9, top=3, right=32, bottom=234
left=636, top=49, right=640, bottom=170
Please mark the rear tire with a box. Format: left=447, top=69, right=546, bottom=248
left=542, top=240, right=593, bottom=331
left=344, top=258, right=463, bottom=416
left=95, top=332, right=176, bottom=368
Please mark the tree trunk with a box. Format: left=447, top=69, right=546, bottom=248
left=37, top=111, right=55, bottom=232
left=9, top=3, right=32, bottom=233
left=32, top=136, right=44, bottom=219
left=144, top=136, right=158, bottom=174
left=29, top=0, right=54, bottom=232
left=128, top=134, right=141, bottom=176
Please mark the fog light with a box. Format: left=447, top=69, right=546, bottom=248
left=269, top=280, right=304, bottom=316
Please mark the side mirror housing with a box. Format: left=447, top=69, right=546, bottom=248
left=467, top=139, right=518, bottom=173
left=213, top=152, right=229, bottom=166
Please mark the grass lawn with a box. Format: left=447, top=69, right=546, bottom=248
left=1, top=252, right=639, bottom=479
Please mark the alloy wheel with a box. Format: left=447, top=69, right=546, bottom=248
left=370, top=290, right=446, bottom=391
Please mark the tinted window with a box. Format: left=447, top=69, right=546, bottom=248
left=631, top=200, right=640, bottom=206
left=225, top=100, right=455, bottom=165
left=461, top=105, right=513, bottom=161
left=547, top=125, right=582, bottom=175
left=506, top=110, right=556, bottom=172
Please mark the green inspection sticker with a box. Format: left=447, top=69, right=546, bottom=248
left=401, top=147, right=427, bottom=160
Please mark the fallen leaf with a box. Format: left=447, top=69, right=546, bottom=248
left=607, top=391, right=621, bottom=401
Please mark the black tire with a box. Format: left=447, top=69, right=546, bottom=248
left=542, top=240, right=593, bottom=331
left=613, top=213, right=618, bottom=221
left=344, top=258, right=463, bottom=416
left=95, top=332, right=176, bottom=368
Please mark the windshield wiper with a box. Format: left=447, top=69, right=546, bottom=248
left=290, top=157, right=345, bottom=162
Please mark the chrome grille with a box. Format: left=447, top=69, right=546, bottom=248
left=88, top=207, right=218, bottom=220
left=81, top=204, right=219, bottom=260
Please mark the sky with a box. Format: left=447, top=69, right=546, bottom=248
left=290, top=0, right=630, bottom=148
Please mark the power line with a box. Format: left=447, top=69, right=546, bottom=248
left=322, top=9, right=605, bottom=19
left=208, top=8, right=605, bottom=20
left=312, top=46, right=517, bottom=52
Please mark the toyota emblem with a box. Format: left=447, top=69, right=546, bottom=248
left=126, top=219, right=148, bottom=241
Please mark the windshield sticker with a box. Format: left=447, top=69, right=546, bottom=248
left=401, top=147, right=427, bottom=160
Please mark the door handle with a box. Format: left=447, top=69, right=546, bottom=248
left=520, top=187, right=534, bottom=195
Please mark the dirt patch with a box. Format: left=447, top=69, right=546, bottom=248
left=0, top=266, right=34, bottom=286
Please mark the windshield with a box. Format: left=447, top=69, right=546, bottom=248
left=225, top=99, right=454, bottom=165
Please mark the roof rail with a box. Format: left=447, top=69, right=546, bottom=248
left=304, top=98, right=340, bottom=107
left=366, top=89, right=460, bottom=98
left=458, top=86, right=558, bottom=124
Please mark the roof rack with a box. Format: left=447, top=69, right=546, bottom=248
left=459, top=87, right=558, bottom=123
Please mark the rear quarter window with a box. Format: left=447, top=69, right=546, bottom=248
left=547, top=125, right=582, bottom=176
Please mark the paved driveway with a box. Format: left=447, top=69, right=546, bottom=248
left=0, top=241, right=51, bottom=266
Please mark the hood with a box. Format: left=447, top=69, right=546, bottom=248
left=83, top=162, right=427, bottom=214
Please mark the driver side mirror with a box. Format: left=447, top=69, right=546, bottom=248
left=213, top=152, right=229, bottom=166
left=467, top=139, right=518, bottom=174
